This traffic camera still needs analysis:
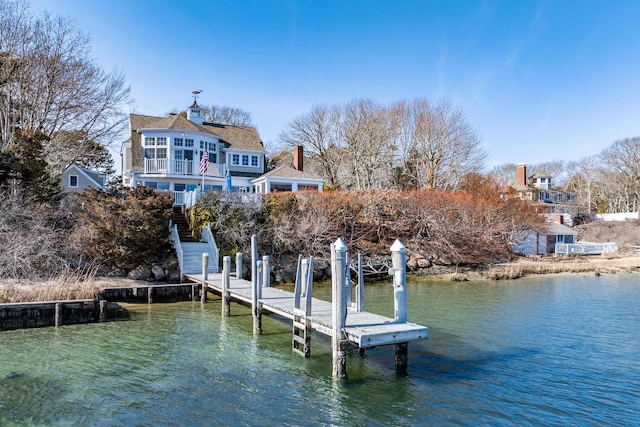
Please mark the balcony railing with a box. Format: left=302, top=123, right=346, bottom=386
left=144, top=159, right=225, bottom=177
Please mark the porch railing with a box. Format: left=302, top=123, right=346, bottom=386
left=182, top=189, right=261, bottom=210
left=145, top=159, right=225, bottom=177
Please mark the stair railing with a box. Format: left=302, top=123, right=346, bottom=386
left=169, top=222, right=184, bottom=278
left=201, top=224, right=219, bottom=273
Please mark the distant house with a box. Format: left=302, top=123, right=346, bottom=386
left=513, top=220, right=579, bottom=256
left=121, top=100, right=323, bottom=205
left=513, top=163, right=576, bottom=211
left=61, top=164, right=105, bottom=193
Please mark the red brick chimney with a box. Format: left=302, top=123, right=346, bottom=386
left=293, top=145, right=303, bottom=171
left=516, top=163, right=527, bottom=186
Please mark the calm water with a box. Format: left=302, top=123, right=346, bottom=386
left=1, top=273, right=639, bottom=426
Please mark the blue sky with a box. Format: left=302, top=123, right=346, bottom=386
left=29, top=0, right=640, bottom=167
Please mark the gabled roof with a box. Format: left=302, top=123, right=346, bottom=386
left=535, top=222, right=578, bottom=236
left=130, top=113, right=264, bottom=152
left=256, top=164, right=322, bottom=181
left=64, top=164, right=105, bottom=188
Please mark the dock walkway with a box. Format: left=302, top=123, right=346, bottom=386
left=185, top=272, right=427, bottom=349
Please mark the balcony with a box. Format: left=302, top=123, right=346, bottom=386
left=144, top=159, right=225, bottom=177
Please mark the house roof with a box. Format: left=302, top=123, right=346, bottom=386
left=130, top=113, right=264, bottom=152
left=535, top=221, right=578, bottom=236
left=256, top=164, right=323, bottom=181
left=530, top=172, right=552, bottom=179
left=64, top=164, right=105, bottom=188
left=127, top=112, right=264, bottom=171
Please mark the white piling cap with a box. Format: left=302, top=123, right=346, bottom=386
left=390, top=239, right=406, bottom=253
left=333, top=237, right=347, bottom=252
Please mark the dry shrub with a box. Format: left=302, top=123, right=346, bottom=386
left=0, top=189, right=73, bottom=278
left=0, top=265, right=100, bottom=303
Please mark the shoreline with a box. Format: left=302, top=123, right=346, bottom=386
left=1, top=254, right=640, bottom=304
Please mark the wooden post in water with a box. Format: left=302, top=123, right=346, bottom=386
left=345, top=252, right=352, bottom=308
left=252, top=260, right=263, bottom=334
left=236, top=252, right=243, bottom=280
left=391, top=239, right=409, bottom=373
left=99, top=300, right=107, bottom=322
left=332, top=238, right=348, bottom=378
left=262, top=255, right=271, bottom=287
left=55, top=302, right=62, bottom=327
left=293, top=255, right=303, bottom=311
left=222, top=256, right=231, bottom=317
left=147, top=286, right=153, bottom=304
left=303, top=256, right=314, bottom=357
left=356, top=253, right=365, bottom=312
left=202, top=253, right=209, bottom=282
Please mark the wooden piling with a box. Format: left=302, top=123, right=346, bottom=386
left=147, top=286, right=153, bottom=304
left=395, top=342, right=408, bottom=373
left=332, top=238, right=348, bottom=378
left=236, top=252, right=243, bottom=280
left=222, top=256, right=231, bottom=317
left=200, top=282, right=207, bottom=303
left=262, top=255, right=271, bottom=287
left=55, top=302, right=62, bottom=327
left=99, top=300, right=107, bottom=322
left=303, top=256, right=314, bottom=356
left=252, top=260, right=263, bottom=334
left=390, top=240, right=407, bottom=323
left=356, top=252, right=365, bottom=312
left=391, top=240, right=409, bottom=372
left=202, top=253, right=209, bottom=281
left=293, top=255, right=303, bottom=311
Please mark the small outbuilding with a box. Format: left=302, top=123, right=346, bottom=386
left=513, top=222, right=579, bottom=256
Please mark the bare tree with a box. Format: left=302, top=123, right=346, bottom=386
left=487, top=163, right=518, bottom=189
left=392, top=98, right=486, bottom=191
left=599, top=137, right=640, bottom=213
left=0, top=0, right=130, bottom=150
left=278, top=103, right=343, bottom=187
left=340, top=98, right=395, bottom=190
left=527, top=160, right=567, bottom=189
left=566, top=156, right=602, bottom=214
left=202, top=104, right=254, bottom=126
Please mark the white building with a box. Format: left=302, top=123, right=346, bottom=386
left=121, top=101, right=322, bottom=205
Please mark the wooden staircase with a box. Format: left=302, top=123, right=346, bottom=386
left=173, top=206, right=197, bottom=243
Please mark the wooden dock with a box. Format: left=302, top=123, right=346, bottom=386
left=182, top=236, right=428, bottom=377
left=185, top=271, right=428, bottom=350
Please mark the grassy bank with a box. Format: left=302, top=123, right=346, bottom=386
left=0, top=275, right=142, bottom=304
left=481, top=254, right=640, bottom=280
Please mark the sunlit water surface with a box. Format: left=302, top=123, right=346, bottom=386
left=1, top=273, right=639, bottom=426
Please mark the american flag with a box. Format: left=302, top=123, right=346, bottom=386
left=199, top=151, right=209, bottom=174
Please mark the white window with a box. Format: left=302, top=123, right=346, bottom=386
left=200, top=141, right=206, bottom=150
left=208, top=142, right=216, bottom=151
left=251, top=155, right=258, bottom=167
left=185, top=138, right=194, bottom=147
left=174, top=137, right=184, bottom=147
left=144, top=147, right=167, bottom=159
left=232, top=154, right=240, bottom=165
left=144, top=137, right=156, bottom=146
left=156, top=137, right=167, bottom=146
left=69, top=175, right=78, bottom=187
left=556, top=235, right=565, bottom=243
left=242, top=155, right=249, bottom=166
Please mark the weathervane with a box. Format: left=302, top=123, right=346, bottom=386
left=192, top=89, right=203, bottom=103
